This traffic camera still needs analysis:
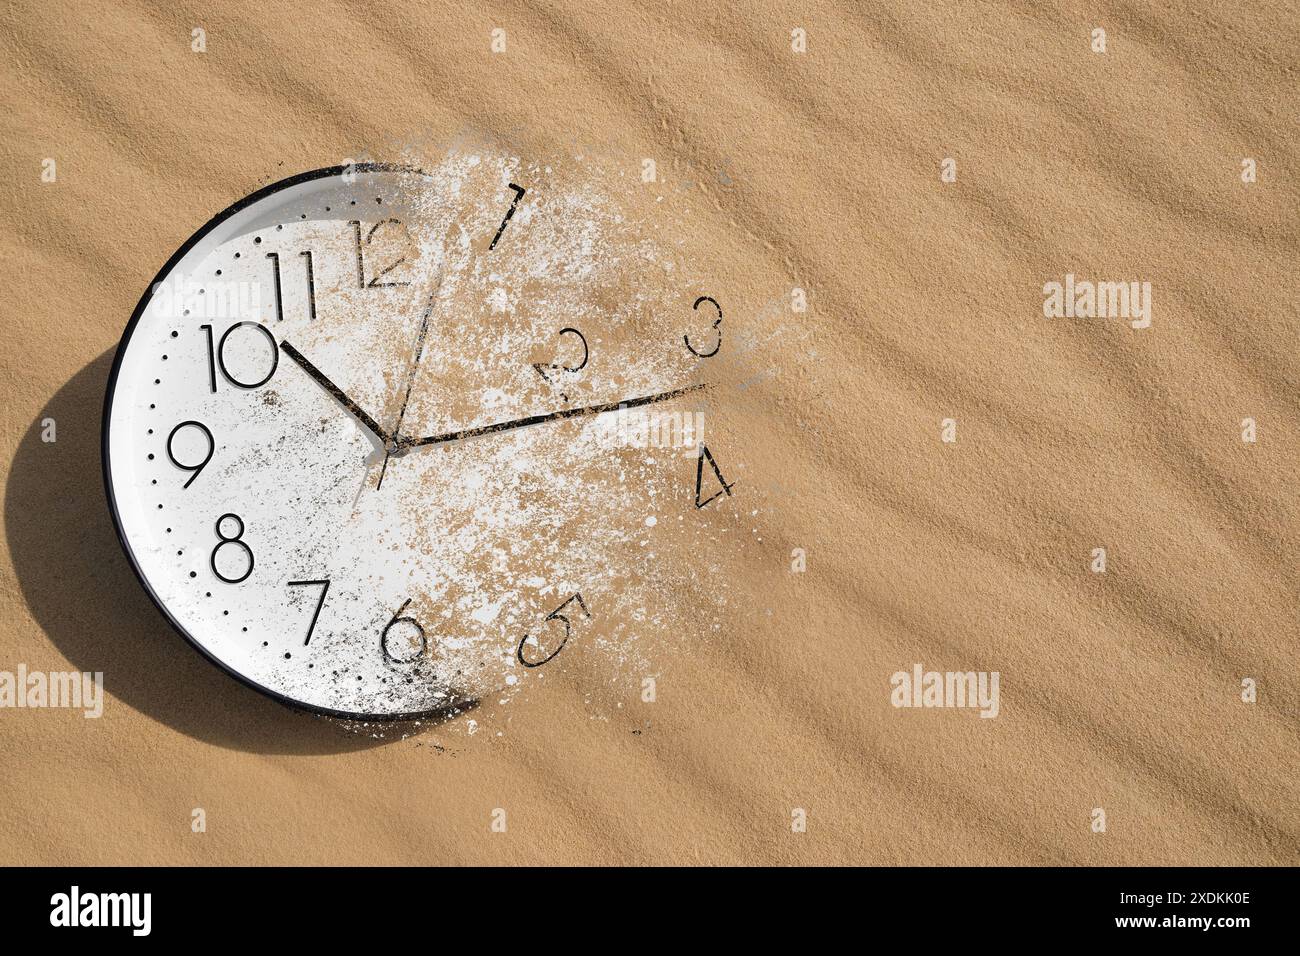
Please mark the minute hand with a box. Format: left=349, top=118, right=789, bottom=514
left=397, top=383, right=709, bottom=450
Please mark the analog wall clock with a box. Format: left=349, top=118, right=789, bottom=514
left=103, top=160, right=739, bottom=719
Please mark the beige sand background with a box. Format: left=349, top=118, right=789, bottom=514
left=1, top=0, right=1297, bottom=865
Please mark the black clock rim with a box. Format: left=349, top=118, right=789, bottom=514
left=101, top=162, right=469, bottom=723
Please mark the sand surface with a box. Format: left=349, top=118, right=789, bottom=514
left=0, top=1, right=1296, bottom=865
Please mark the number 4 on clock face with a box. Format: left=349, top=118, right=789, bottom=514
left=694, top=445, right=735, bottom=508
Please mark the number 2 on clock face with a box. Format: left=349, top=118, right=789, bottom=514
left=103, top=163, right=733, bottom=720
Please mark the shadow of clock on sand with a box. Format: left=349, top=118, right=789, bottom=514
left=5, top=351, right=467, bottom=754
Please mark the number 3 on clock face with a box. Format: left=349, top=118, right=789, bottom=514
left=103, top=164, right=734, bottom=720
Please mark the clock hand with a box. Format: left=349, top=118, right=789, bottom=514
left=376, top=277, right=443, bottom=490
left=396, top=382, right=710, bottom=450
left=280, top=340, right=392, bottom=446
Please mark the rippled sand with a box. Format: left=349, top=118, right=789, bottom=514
left=0, top=1, right=1295, bottom=864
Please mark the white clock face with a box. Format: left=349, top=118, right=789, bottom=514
left=104, top=162, right=737, bottom=718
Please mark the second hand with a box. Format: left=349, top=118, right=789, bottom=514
left=376, top=277, right=443, bottom=490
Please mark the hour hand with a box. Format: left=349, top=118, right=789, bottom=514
left=281, top=340, right=392, bottom=446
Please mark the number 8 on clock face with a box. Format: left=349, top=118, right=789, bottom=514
left=103, top=163, right=734, bottom=719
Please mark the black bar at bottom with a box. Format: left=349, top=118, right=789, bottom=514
left=0, top=866, right=1280, bottom=940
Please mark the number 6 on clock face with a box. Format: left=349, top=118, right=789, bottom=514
left=103, top=163, right=727, bottom=720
